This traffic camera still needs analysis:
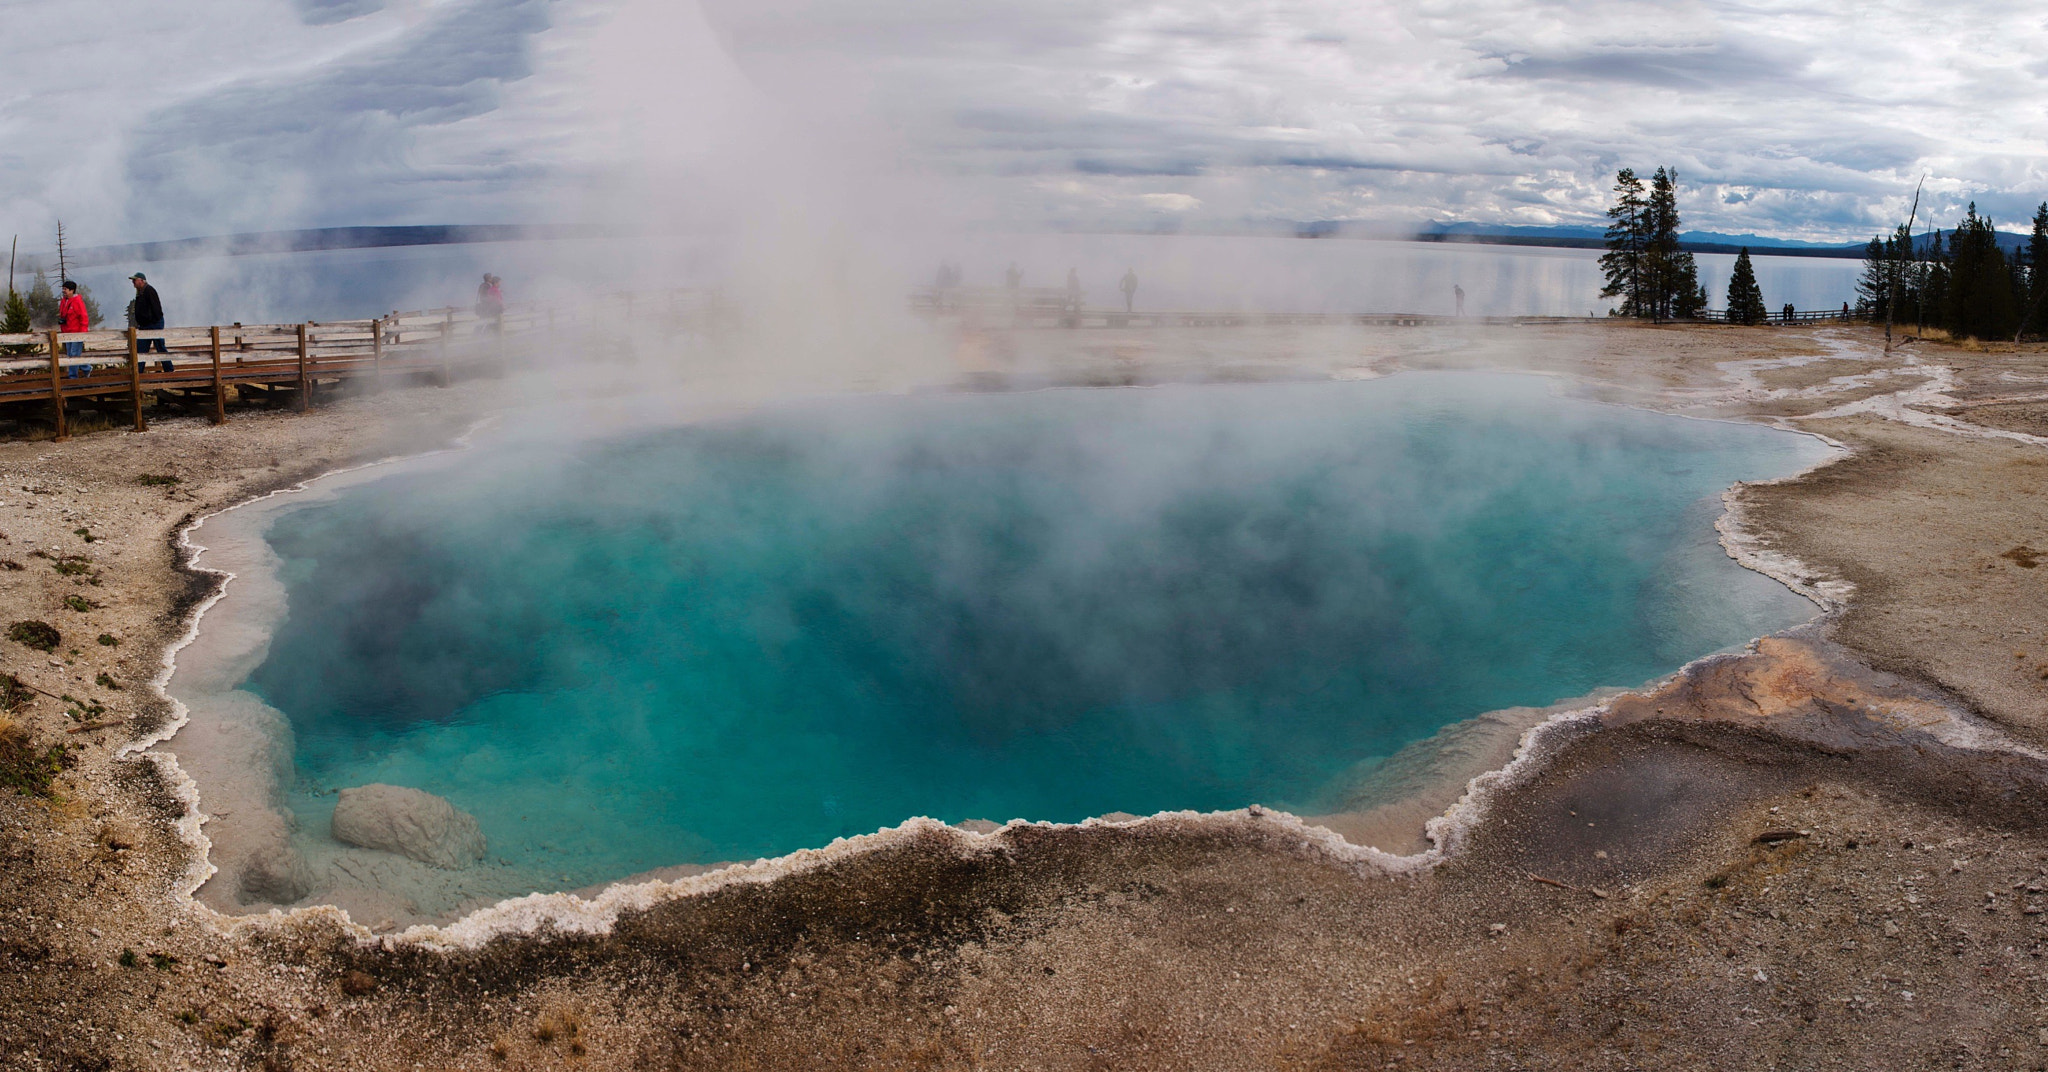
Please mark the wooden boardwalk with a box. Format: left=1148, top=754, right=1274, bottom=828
left=0, top=304, right=578, bottom=440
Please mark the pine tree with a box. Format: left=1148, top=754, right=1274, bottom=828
left=1645, top=168, right=1687, bottom=317
left=2, top=289, right=26, bottom=334
left=1898, top=225, right=1927, bottom=329
left=1855, top=237, right=1888, bottom=319
left=1922, top=230, right=1949, bottom=334
left=1725, top=249, right=1767, bottom=325
left=2022, top=202, right=2048, bottom=338
left=1599, top=169, right=1649, bottom=316
left=1671, top=253, right=1706, bottom=318
left=1944, top=203, right=2017, bottom=340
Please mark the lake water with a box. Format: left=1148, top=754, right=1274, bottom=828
left=66, top=235, right=1864, bottom=326
left=237, top=372, right=1830, bottom=889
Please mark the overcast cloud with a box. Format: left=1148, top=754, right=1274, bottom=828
left=3, top=0, right=2045, bottom=247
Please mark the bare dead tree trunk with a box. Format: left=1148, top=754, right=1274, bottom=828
left=1887, top=176, right=1924, bottom=355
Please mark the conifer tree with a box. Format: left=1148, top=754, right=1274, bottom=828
left=1900, top=225, right=1928, bottom=329
left=1645, top=168, right=1695, bottom=318
left=1599, top=169, right=1649, bottom=316
left=1725, top=249, right=1767, bottom=325
left=1854, top=224, right=1921, bottom=324
left=2022, top=202, right=2048, bottom=338
left=1944, top=203, right=2017, bottom=340
left=1922, top=230, right=1949, bottom=334
left=1, top=289, right=26, bottom=335
left=1671, top=254, right=1707, bottom=318
left=1855, top=237, right=1889, bottom=320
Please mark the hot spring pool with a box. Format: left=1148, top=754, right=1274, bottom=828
left=217, top=373, right=1831, bottom=897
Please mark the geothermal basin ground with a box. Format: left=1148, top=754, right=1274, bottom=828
left=5, top=319, right=2048, bottom=1070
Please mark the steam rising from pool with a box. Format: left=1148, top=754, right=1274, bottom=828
left=197, top=373, right=1831, bottom=914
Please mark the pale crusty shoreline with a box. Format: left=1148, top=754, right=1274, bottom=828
left=6, top=320, right=2048, bottom=1070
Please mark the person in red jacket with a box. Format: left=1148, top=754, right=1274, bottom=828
left=58, top=281, right=90, bottom=376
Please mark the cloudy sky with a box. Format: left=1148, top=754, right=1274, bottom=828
left=4, top=0, right=2046, bottom=250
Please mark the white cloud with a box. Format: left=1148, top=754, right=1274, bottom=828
left=3, top=0, right=2045, bottom=246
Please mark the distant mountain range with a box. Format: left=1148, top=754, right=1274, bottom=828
left=1406, top=222, right=1870, bottom=258
left=1396, top=221, right=2029, bottom=259
left=1091, top=219, right=1920, bottom=259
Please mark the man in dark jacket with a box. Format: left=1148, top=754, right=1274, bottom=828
left=129, top=273, right=169, bottom=371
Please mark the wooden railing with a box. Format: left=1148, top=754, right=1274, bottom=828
left=0, top=305, right=541, bottom=439
left=1694, top=306, right=1856, bottom=324
left=0, top=293, right=736, bottom=440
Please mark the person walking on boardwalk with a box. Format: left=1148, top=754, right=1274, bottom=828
left=1120, top=268, right=1138, bottom=313
left=1454, top=284, right=1466, bottom=317
left=58, top=280, right=88, bottom=376
left=476, top=273, right=504, bottom=332
left=1065, top=267, right=1081, bottom=313
left=129, top=273, right=169, bottom=371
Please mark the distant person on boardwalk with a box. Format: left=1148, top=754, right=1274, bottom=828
left=1005, top=263, right=1022, bottom=289
left=1065, top=267, right=1081, bottom=313
left=130, top=273, right=169, bottom=371
left=932, top=262, right=962, bottom=311
left=476, top=274, right=504, bottom=332
left=1120, top=268, right=1138, bottom=313
left=58, top=281, right=88, bottom=376
left=1454, top=284, right=1466, bottom=317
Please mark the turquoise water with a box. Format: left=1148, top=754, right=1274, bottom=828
left=245, top=373, right=1828, bottom=886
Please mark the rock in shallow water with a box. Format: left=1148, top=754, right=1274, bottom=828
left=239, top=843, right=314, bottom=904
left=331, top=784, right=486, bottom=869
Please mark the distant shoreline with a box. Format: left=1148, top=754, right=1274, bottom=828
left=15, top=222, right=1873, bottom=273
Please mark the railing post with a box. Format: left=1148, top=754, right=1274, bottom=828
left=127, top=326, right=146, bottom=432
left=209, top=326, right=226, bottom=425
left=370, top=317, right=383, bottom=390
left=45, top=330, right=66, bottom=441
left=296, top=323, right=310, bottom=411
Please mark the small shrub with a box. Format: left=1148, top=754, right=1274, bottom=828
left=135, top=473, right=180, bottom=487
left=151, top=953, right=178, bottom=971
left=62, top=595, right=97, bottom=613
left=51, top=557, right=91, bottom=576
left=533, top=1008, right=582, bottom=1045
left=96, top=633, right=118, bottom=646
left=0, top=720, right=69, bottom=797
left=8, top=620, right=59, bottom=651
left=0, top=674, right=30, bottom=711
left=119, top=948, right=138, bottom=968
left=72, top=527, right=94, bottom=543
left=95, top=672, right=119, bottom=691
left=176, top=1009, right=198, bottom=1024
